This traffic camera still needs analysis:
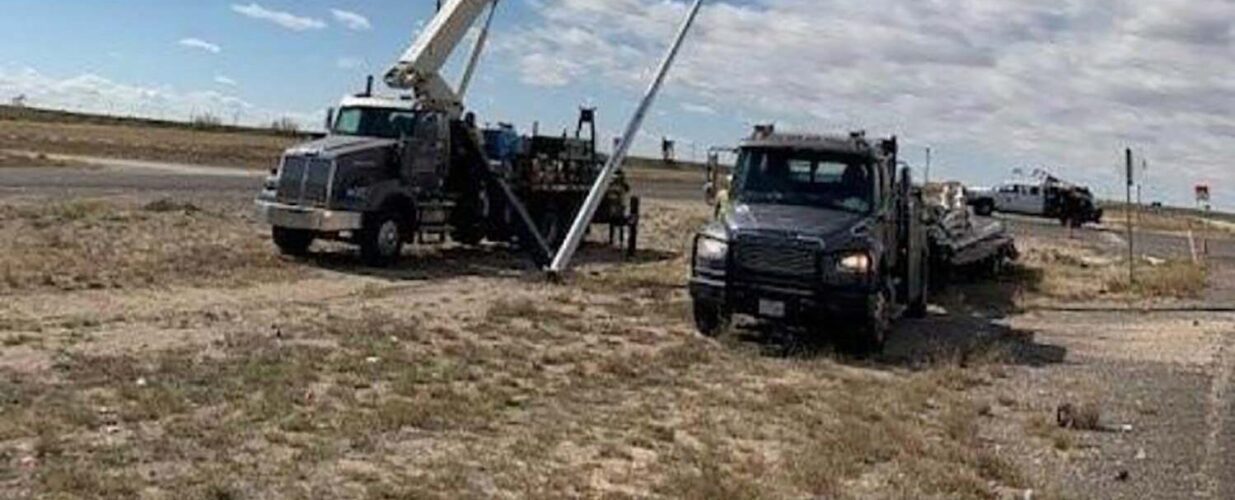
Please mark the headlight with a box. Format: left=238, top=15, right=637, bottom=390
left=837, top=252, right=872, bottom=274
left=695, top=236, right=728, bottom=262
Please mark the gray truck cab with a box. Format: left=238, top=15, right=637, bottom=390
left=256, top=95, right=479, bottom=265
left=688, top=127, right=928, bottom=352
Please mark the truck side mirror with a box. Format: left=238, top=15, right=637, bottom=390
left=324, top=107, right=335, bottom=133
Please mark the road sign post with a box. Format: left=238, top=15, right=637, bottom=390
left=1196, top=184, right=1211, bottom=256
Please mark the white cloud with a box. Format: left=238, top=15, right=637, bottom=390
left=504, top=0, right=1235, bottom=208
left=178, top=38, right=221, bottom=54
left=336, top=57, right=365, bottom=70
left=330, top=9, right=371, bottom=31
left=0, top=66, right=316, bottom=130
left=681, top=102, right=716, bottom=115
left=231, top=3, right=326, bottom=31
left=214, top=76, right=238, bottom=86
left=515, top=52, right=582, bottom=88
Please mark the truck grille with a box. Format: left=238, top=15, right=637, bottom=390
left=735, top=237, right=819, bottom=278
left=275, top=157, right=307, bottom=203
left=275, top=157, right=334, bottom=206
left=302, top=159, right=332, bottom=205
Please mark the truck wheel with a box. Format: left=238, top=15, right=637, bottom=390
left=845, top=285, right=891, bottom=355
left=626, top=196, right=641, bottom=257
left=272, top=227, right=314, bottom=256
left=692, top=302, right=730, bottom=338
left=906, top=253, right=930, bottom=319
left=359, top=212, right=404, bottom=267
left=974, top=200, right=994, bottom=217
left=452, top=190, right=488, bottom=246
left=451, top=225, right=484, bottom=246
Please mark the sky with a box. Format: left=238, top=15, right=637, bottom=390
left=0, top=0, right=1231, bottom=210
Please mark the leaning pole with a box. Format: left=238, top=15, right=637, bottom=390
left=547, top=0, right=704, bottom=275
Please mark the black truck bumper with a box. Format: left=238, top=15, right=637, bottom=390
left=689, top=276, right=872, bottom=326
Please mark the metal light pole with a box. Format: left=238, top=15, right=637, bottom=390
left=924, top=147, right=932, bottom=184
left=548, top=0, right=704, bottom=275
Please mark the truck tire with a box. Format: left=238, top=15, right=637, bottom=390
left=359, top=211, right=404, bottom=267
left=844, top=284, right=891, bottom=355
left=626, top=196, right=641, bottom=257
left=452, top=190, right=488, bottom=246
left=692, top=302, right=730, bottom=338
left=272, top=227, right=314, bottom=256
left=906, top=251, right=930, bottom=319
left=974, top=200, right=994, bottom=217
left=451, top=222, right=484, bottom=246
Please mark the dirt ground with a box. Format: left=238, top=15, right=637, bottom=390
left=1, top=194, right=1050, bottom=499
left=2, top=117, right=1235, bottom=498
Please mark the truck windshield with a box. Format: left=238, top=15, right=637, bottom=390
left=333, top=107, right=421, bottom=139
left=733, top=148, right=874, bottom=213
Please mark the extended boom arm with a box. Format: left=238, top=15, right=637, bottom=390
left=384, top=0, right=498, bottom=117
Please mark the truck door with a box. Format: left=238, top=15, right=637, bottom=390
left=995, top=184, right=1017, bottom=213
left=1027, top=185, right=1046, bottom=215
left=401, top=112, right=449, bottom=192
left=877, top=162, right=899, bottom=272
left=1010, top=184, right=1035, bottom=214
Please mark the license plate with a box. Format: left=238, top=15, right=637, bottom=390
left=758, top=299, right=786, bottom=318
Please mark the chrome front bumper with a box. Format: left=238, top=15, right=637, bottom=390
left=256, top=200, right=362, bottom=232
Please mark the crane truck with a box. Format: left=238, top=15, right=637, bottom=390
left=255, top=0, right=639, bottom=266
left=688, top=126, right=929, bottom=353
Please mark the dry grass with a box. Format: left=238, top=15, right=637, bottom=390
left=1106, top=259, right=1208, bottom=299
left=0, top=119, right=297, bottom=169
left=0, top=150, right=83, bottom=168
left=0, top=199, right=1045, bottom=498
left=1, top=307, right=1034, bottom=498
left=0, top=199, right=299, bottom=293
left=1014, top=236, right=1208, bottom=301
left=1105, top=207, right=1234, bottom=236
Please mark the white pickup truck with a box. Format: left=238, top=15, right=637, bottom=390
left=967, top=180, right=1103, bottom=226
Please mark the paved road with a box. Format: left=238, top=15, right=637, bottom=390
left=0, top=160, right=701, bottom=207
left=995, top=213, right=1235, bottom=261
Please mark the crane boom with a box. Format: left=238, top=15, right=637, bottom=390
left=384, top=0, right=497, bottom=116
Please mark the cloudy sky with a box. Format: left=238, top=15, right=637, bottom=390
left=0, top=0, right=1231, bottom=209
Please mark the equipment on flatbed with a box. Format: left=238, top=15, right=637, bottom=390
left=922, top=182, right=1018, bottom=275
left=687, top=126, right=930, bottom=354
left=255, top=0, right=638, bottom=266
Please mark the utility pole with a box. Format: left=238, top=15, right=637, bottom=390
left=1125, top=148, right=1135, bottom=285
left=548, top=0, right=703, bottom=275
left=924, top=147, right=932, bottom=184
